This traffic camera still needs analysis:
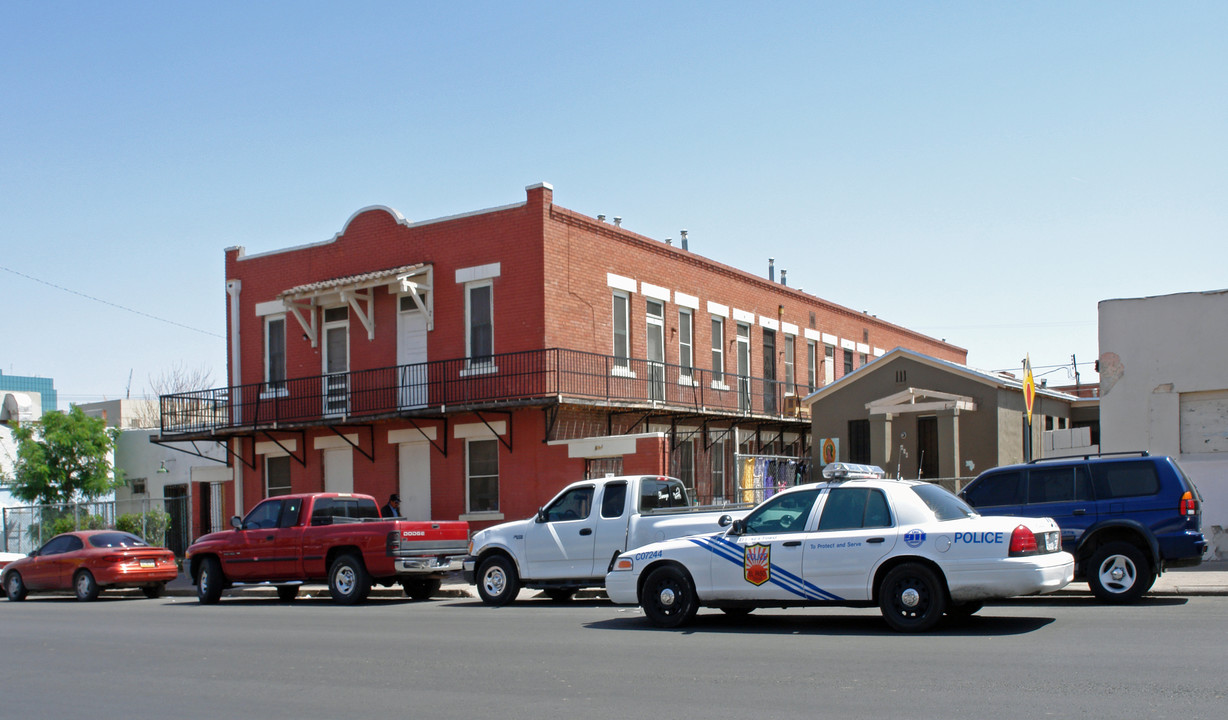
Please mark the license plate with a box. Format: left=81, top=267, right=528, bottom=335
left=140, top=559, right=156, bottom=568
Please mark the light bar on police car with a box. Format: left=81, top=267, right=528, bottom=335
left=821, top=462, right=887, bottom=480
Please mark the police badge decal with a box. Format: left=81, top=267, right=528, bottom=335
left=744, top=543, right=770, bottom=586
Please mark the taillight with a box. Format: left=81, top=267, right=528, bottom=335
left=1180, top=491, right=1198, bottom=517
left=102, top=554, right=127, bottom=563
left=1009, top=525, right=1038, bottom=556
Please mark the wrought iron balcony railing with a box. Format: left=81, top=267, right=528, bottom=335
left=158, top=348, right=815, bottom=436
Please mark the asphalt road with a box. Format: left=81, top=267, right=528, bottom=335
left=3, top=593, right=1225, bottom=719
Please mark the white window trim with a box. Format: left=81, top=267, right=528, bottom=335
left=464, top=280, right=494, bottom=370
left=612, top=290, right=631, bottom=369
left=465, top=437, right=500, bottom=515
left=261, top=314, right=288, bottom=399
left=678, top=308, right=693, bottom=376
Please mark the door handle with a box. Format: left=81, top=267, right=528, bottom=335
left=579, top=528, right=593, bottom=536
left=1072, top=509, right=1086, bottom=516
left=867, top=537, right=885, bottom=544
left=783, top=541, right=801, bottom=547
left=265, top=535, right=275, bottom=541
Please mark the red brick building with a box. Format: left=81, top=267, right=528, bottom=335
left=157, top=183, right=965, bottom=536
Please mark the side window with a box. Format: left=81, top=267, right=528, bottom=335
left=639, top=479, right=688, bottom=511
left=311, top=498, right=336, bottom=525
left=818, top=487, right=891, bottom=531
left=544, top=486, right=594, bottom=522
left=743, top=488, right=820, bottom=534
left=1091, top=461, right=1161, bottom=499
left=39, top=535, right=78, bottom=555
left=1027, top=466, right=1092, bottom=504
left=243, top=499, right=284, bottom=530
left=278, top=497, right=304, bottom=528
left=964, top=471, right=1025, bottom=507
left=601, top=482, right=628, bottom=519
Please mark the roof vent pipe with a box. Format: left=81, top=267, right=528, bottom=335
left=665, top=237, right=672, bottom=246
left=613, top=217, right=622, bottom=227
left=597, top=214, right=606, bottom=222
left=680, top=229, right=688, bottom=251
left=768, top=258, right=775, bottom=282
left=781, top=269, right=788, bottom=286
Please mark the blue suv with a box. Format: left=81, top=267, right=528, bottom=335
left=958, top=452, right=1206, bottom=603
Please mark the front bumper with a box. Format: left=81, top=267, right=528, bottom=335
left=462, top=556, right=477, bottom=584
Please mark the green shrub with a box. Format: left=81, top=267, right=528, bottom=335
left=116, top=509, right=171, bottom=546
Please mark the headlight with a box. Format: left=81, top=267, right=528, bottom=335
left=612, top=556, right=634, bottom=572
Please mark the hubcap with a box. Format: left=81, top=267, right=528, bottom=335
left=484, top=568, right=506, bottom=596
left=77, top=575, right=90, bottom=595
left=900, top=587, right=920, bottom=608
left=658, top=586, right=677, bottom=607
left=1099, top=554, right=1136, bottom=592
left=336, top=567, right=355, bottom=594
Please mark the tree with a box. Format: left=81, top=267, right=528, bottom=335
left=132, top=362, right=216, bottom=429
left=3, top=406, right=120, bottom=506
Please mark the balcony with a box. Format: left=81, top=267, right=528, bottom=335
left=157, top=348, right=814, bottom=438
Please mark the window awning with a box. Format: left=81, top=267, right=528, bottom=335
left=278, top=263, right=431, bottom=346
left=866, top=387, right=976, bottom=416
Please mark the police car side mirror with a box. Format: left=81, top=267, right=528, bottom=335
left=535, top=508, right=547, bottom=523
left=728, top=518, right=745, bottom=536
left=718, top=514, right=733, bottom=528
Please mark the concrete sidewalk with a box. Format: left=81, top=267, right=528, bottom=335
left=159, top=561, right=1228, bottom=601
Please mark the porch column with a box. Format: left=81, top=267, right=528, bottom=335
left=869, top=413, right=893, bottom=470
left=937, top=408, right=961, bottom=479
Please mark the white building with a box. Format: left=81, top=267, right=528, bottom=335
left=1099, top=288, right=1228, bottom=559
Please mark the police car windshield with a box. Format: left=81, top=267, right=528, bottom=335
left=912, top=484, right=977, bottom=521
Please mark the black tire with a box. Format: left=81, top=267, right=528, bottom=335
left=945, top=601, right=984, bottom=621
left=720, top=606, right=755, bottom=618
left=74, top=570, right=100, bottom=602
left=276, top=585, right=300, bottom=602
left=544, top=588, right=576, bottom=603
left=640, top=565, right=700, bottom=628
left=5, top=572, right=27, bottom=602
left=328, top=553, right=371, bottom=605
left=402, top=578, right=441, bottom=601
left=1087, top=542, right=1151, bottom=604
left=878, top=563, right=947, bottom=632
left=476, top=555, right=520, bottom=606
left=197, top=556, right=225, bottom=605
left=142, top=583, right=165, bottom=599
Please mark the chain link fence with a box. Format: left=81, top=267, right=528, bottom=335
left=2, top=496, right=191, bottom=557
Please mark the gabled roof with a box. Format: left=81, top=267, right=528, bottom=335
left=801, top=347, right=1081, bottom=406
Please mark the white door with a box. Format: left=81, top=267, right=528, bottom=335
left=523, top=484, right=597, bottom=579
left=736, top=323, right=751, bottom=413
left=397, top=440, right=431, bottom=522
left=323, top=448, right=353, bottom=494
left=803, top=486, right=898, bottom=601
left=646, top=300, right=665, bottom=401
left=397, top=294, right=429, bottom=409
left=322, top=307, right=349, bottom=416
left=707, top=487, right=821, bottom=601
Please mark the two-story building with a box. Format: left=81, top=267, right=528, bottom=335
left=156, top=182, right=964, bottom=533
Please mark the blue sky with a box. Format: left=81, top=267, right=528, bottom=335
left=3, top=2, right=1225, bottom=407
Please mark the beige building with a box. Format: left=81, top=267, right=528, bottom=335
left=803, top=349, right=1097, bottom=486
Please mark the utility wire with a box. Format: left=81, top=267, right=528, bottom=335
left=0, top=264, right=224, bottom=339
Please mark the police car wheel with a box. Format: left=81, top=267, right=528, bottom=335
left=878, top=563, right=946, bottom=632
left=1087, top=542, right=1150, bottom=604
left=641, top=566, right=699, bottom=628
left=477, top=556, right=520, bottom=606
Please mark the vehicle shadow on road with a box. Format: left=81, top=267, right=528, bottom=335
left=584, top=611, right=1056, bottom=637
left=984, top=595, right=1189, bottom=608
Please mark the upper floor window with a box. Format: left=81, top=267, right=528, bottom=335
left=807, top=341, right=817, bottom=392
left=784, top=334, right=795, bottom=392
left=265, top=316, right=286, bottom=393
left=612, top=291, right=630, bottom=369
left=711, top=316, right=725, bottom=383
left=843, top=348, right=854, bottom=376
left=466, top=282, right=493, bottom=366
left=678, top=309, right=693, bottom=377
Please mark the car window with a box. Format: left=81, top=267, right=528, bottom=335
left=278, top=497, right=305, bottom=528
left=601, top=481, right=628, bottom=519
left=963, top=471, right=1024, bottom=507
left=1090, top=461, right=1161, bottom=499
left=310, top=497, right=379, bottom=525
left=38, top=535, right=76, bottom=556
left=743, top=488, right=820, bottom=534
left=1027, top=466, right=1093, bottom=504
left=244, top=499, right=284, bottom=529
left=544, top=486, right=594, bottom=522
left=89, top=532, right=148, bottom=548
left=817, top=487, right=892, bottom=531
left=639, top=479, right=689, bottom=511
left=912, top=484, right=977, bottom=521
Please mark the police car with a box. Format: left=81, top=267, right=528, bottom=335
left=605, top=463, right=1074, bottom=632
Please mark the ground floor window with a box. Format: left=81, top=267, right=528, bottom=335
left=467, top=439, right=500, bottom=512
left=266, top=455, right=291, bottom=497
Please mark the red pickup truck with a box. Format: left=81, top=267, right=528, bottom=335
left=186, top=493, right=469, bottom=605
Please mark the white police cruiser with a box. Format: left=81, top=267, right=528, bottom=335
left=605, top=463, right=1074, bottom=632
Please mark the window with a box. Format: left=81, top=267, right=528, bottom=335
left=466, top=282, right=494, bottom=366
left=963, top=471, right=1025, bottom=507
left=807, top=341, right=817, bottom=392
left=678, top=309, right=693, bottom=377
left=88, top=532, right=148, bottom=548
left=743, top=488, right=821, bottom=534
left=710, top=316, right=725, bottom=383
left=913, top=484, right=977, bottom=521
left=824, top=345, right=835, bottom=385
left=784, top=334, right=795, bottom=393
left=675, top=439, right=694, bottom=492
left=243, top=499, right=284, bottom=529
left=1090, top=461, right=1161, bottom=499
left=612, top=292, right=630, bottom=369
left=467, top=439, right=500, bottom=513
left=848, top=419, right=870, bottom=464
left=818, top=487, right=892, bottom=531
left=311, top=497, right=379, bottom=525
left=1027, top=466, right=1092, bottom=504
left=601, top=481, right=628, bottom=518
left=265, top=316, right=286, bottom=393
left=543, top=485, right=594, bottom=522
left=843, top=348, right=854, bottom=375
left=639, top=478, right=689, bottom=511
left=266, top=455, right=292, bottom=497
left=859, top=352, right=868, bottom=367
left=38, top=535, right=79, bottom=555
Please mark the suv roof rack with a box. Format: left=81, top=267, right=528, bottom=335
left=1028, top=450, right=1150, bottom=465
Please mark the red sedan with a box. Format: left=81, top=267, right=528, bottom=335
left=2, top=530, right=179, bottom=601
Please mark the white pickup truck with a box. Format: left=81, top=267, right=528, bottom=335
left=463, top=475, right=751, bottom=605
